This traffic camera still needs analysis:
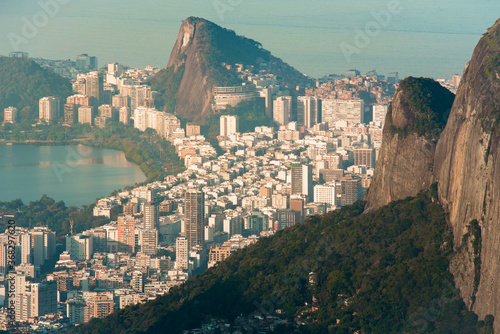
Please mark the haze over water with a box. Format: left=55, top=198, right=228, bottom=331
left=0, top=0, right=499, bottom=79
left=0, top=145, right=146, bottom=207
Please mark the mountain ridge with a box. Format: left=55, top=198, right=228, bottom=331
left=151, top=17, right=312, bottom=121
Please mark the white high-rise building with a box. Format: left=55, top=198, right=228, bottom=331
left=3, top=106, right=18, bottom=124
left=297, top=96, right=321, bottom=128
left=372, top=104, right=389, bottom=124
left=143, top=203, right=159, bottom=230
left=220, top=115, right=239, bottom=137
left=133, top=107, right=180, bottom=139
left=273, top=96, right=292, bottom=126
left=20, top=233, right=31, bottom=264
left=175, top=237, right=189, bottom=270
left=119, top=107, right=130, bottom=125
left=14, top=273, right=31, bottom=322
left=322, top=99, right=364, bottom=126
left=66, top=235, right=93, bottom=260
left=314, top=184, right=337, bottom=206
left=39, top=97, right=60, bottom=123
left=106, top=62, right=124, bottom=85
left=78, top=106, right=94, bottom=125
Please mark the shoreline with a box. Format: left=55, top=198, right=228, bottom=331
left=0, top=140, right=151, bottom=208
left=0, top=138, right=156, bottom=181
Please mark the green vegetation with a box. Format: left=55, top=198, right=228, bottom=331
left=191, top=17, right=268, bottom=87
left=0, top=123, right=93, bottom=142
left=69, top=188, right=493, bottom=333
left=0, top=57, right=72, bottom=124
left=0, top=121, right=185, bottom=182
left=387, top=77, right=455, bottom=140
left=151, top=64, right=185, bottom=113
left=462, top=220, right=483, bottom=305
left=0, top=195, right=108, bottom=237
left=87, top=122, right=185, bottom=182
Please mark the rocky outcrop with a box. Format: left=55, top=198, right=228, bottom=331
left=151, top=17, right=312, bottom=121
left=366, top=17, right=500, bottom=329
left=434, top=18, right=500, bottom=328
left=364, top=77, right=454, bottom=210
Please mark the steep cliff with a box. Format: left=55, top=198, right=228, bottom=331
left=151, top=17, right=311, bottom=120
left=434, top=18, right=500, bottom=326
left=364, top=77, right=454, bottom=210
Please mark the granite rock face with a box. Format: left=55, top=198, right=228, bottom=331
left=366, top=18, right=500, bottom=329
left=364, top=77, right=454, bottom=211
left=153, top=17, right=311, bottom=120
left=434, top=18, right=500, bottom=328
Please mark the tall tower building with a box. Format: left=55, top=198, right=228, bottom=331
left=143, top=203, right=159, bottom=230
left=220, top=115, right=239, bottom=137
left=31, top=227, right=56, bottom=267
left=297, top=96, right=321, bottom=128
left=185, top=191, right=204, bottom=250
left=30, top=281, right=57, bottom=317
left=20, top=233, right=31, bottom=264
left=66, top=235, right=93, bottom=260
left=13, top=273, right=31, bottom=321
left=119, top=107, right=131, bottom=125
left=39, top=96, right=60, bottom=123
left=140, top=229, right=158, bottom=256
left=85, top=71, right=104, bottom=106
left=64, top=104, right=77, bottom=125
left=273, top=96, right=292, bottom=126
left=117, top=214, right=135, bottom=253
left=340, top=176, right=361, bottom=206
left=175, top=237, right=189, bottom=270
left=291, top=164, right=313, bottom=201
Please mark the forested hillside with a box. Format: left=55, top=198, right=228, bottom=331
left=69, top=186, right=494, bottom=333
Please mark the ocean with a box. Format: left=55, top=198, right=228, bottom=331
left=0, top=0, right=498, bottom=79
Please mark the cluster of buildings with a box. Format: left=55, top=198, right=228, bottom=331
left=2, top=53, right=454, bottom=331
left=0, top=227, right=59, bottom=331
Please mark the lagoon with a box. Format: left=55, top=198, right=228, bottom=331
left=0, top=144, right=147, bottom=207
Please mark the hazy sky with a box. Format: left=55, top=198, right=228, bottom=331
left=0, top=0, right=499, bottom=78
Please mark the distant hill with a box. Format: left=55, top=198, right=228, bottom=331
left=69, top=187, right=493, bottom=333
left=0, top=56, right=72, bottom=124
left=150, top=17, right=312, bottom=121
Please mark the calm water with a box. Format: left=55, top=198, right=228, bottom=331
left=0, top=1, right=499, bottom=78
left=0, top=145, right=146, bottom=207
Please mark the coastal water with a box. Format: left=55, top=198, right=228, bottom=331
left=0, top=145, right=146, bottom=207
left=0, top=0, right=499, bottom=79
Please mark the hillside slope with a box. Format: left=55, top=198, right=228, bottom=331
left=150, top=17, right=311, bottom=120
left=0, top=56, right=72, bottom=123
left=69, top=189, right=493, bottom=333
